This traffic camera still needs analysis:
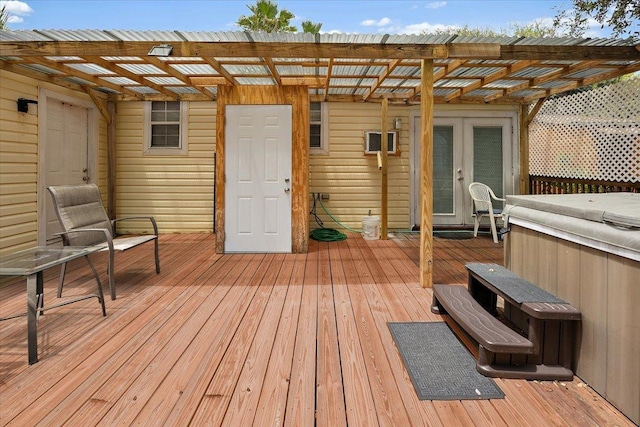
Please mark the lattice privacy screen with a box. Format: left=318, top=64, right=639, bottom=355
left=529, top=78, right=639, bottom=183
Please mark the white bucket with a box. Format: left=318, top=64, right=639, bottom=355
left=361, top=216, right=381, bottom=240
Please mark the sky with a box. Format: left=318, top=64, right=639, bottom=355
left=0, top=0, right=615, bottom=38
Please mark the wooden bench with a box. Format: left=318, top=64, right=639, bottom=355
left=431, top=263, right=581, bottom=381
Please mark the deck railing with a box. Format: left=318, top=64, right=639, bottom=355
left=529, top=175, right=640, bottom=195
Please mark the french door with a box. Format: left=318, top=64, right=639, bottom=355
left=412, top=116, right=513, bottom=226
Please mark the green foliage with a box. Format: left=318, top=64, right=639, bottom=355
left=301, top=20, right=322, bottom=34
left=237, top=0, right=323, bottom=33
left=554, top=0, right=640, bottom=40
left=423, top=21, right=563, bottom=37
left=511, top=21, right=561, bottom=37
left=236, top=0, right=297, bottom=32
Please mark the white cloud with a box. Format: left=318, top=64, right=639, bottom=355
left=0, top=0, right=33, bottom=15
left=1, top=1, right=33, bottom=23
left=361, top=17, right=391, bottom=27
left=425, top=1, right=447, bottom=9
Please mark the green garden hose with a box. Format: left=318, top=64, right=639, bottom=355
left=317, top=197, right=359, bottom=232
left=310, top=228, right=347, bottom=242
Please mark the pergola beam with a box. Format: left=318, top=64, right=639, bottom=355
left=3, top=40, right=638, bottom=61
left=0, top=41, right=499, bottom=60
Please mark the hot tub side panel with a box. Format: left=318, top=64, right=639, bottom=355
left=505, top=224, right=639, bottom=425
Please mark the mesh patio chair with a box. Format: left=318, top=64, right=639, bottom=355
left=48, top=183, right=160, bottom=300
left=468, top=182, right=506, bottom=243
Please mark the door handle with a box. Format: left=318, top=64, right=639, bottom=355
left=83, top=176, right=90, bottom=182
left=284, top=187, right=291, bottom=193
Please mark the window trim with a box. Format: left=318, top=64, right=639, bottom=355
left=364, top=130, right=398, bottom=155
left=310, top=101, right=329, bottom=155
left=143, top=101, right=189, bottom=155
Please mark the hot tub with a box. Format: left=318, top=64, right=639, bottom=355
left=503, top=193, right=639, bottom=424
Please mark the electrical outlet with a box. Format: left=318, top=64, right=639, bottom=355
left=321, top=194, right=330, bottom=200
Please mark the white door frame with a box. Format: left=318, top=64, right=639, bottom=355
left=409, top=108, right=518, bottom=228
left=224, top=105, right=292, bottom=253
left=37, top=88, right=100, bottom=245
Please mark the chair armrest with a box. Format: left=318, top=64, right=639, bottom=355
left=54, top=228, right=115, bottom=253
left=493, top=196, right=506, bottom=204
left=111, top=216, right=159, bottom=236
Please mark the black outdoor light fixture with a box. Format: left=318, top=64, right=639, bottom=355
left=147, top=44, right=173, bottom=57
left=17, top=98, right=38, bottom=113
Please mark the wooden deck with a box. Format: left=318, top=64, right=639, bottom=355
left=0, top=232, right=632, bottom=426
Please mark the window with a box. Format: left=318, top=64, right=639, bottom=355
left=364, top=131, right=398, bottom=155
left=143, top=101, right=188, bottom=155
left=310, top=102, right=329, bottom=155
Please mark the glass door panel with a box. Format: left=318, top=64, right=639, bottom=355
left=433, top=125, right=454, bottom=214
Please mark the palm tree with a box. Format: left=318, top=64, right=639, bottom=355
left=0, top=5, right=9, bottom=30
left=301, top=20, right=322, bottom=34
left=237, top=0, right=297, bottom=33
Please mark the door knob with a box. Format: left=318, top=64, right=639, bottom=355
left=83, top=176, right=90, bottom=181
left=284, top=187, right=291, bottom=193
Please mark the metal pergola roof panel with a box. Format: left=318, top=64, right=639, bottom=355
left=0, top=30, right=638, bottom=104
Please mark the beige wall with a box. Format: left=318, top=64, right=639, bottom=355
left=114, top=101, right=216, bottom=234
left=310, top=102, right=413, bottom=231
left=0, top=70, right=38, bottom=255
left=0, top=69, right=108, bottom=256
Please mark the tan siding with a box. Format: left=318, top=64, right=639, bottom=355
left=0, top=70, right=39, bottom=255
left=97, top=108, right=108, bottom=196
left=310, top=103, right=411, bottom=230
left=114, top=101, right=216, bottom=234
left=0, top=69, right=109, bottom=256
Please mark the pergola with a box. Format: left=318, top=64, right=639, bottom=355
left=1, top=30, right=639, bottom=287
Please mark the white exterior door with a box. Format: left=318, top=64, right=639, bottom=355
left=412, top=115, right=513, bottom=227
left=45, top=100, right=89, bottom=241
left=225, top=105, right=292, bottom=253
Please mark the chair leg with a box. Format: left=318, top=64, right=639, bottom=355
left=154, top=238, right=160, bottom=274
left=108, top=249, right=116, bottom=300
left=490, top=217, right=499, bottom=243
left=473, top=215, right=480, bottom=237
left=85, top=255, right=107, bottom=316
left=57, top=262, right=67, bottom=298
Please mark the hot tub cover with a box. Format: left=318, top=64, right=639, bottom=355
left=505, top=193, right=640, bottom=228
left=504, top=193, right=640, bottom=259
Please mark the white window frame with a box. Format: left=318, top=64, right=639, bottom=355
left=364, top=130, right=398, bottom=155
left=310, top=101, right=329, bottom=155
left=143, top=101, right=189, bottom=155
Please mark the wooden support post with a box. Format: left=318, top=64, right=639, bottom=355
left=519, top=104, right=530, bottom=195
left=420, top=59, right=434, bottom=288
left=519, top=97, right=545, bottom=195
left=107, top=101, right=116, bottom=220
left=380, top=97, right=388, bottom=239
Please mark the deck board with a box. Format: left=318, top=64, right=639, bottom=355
left=0, top=232, right=634, bottom=426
